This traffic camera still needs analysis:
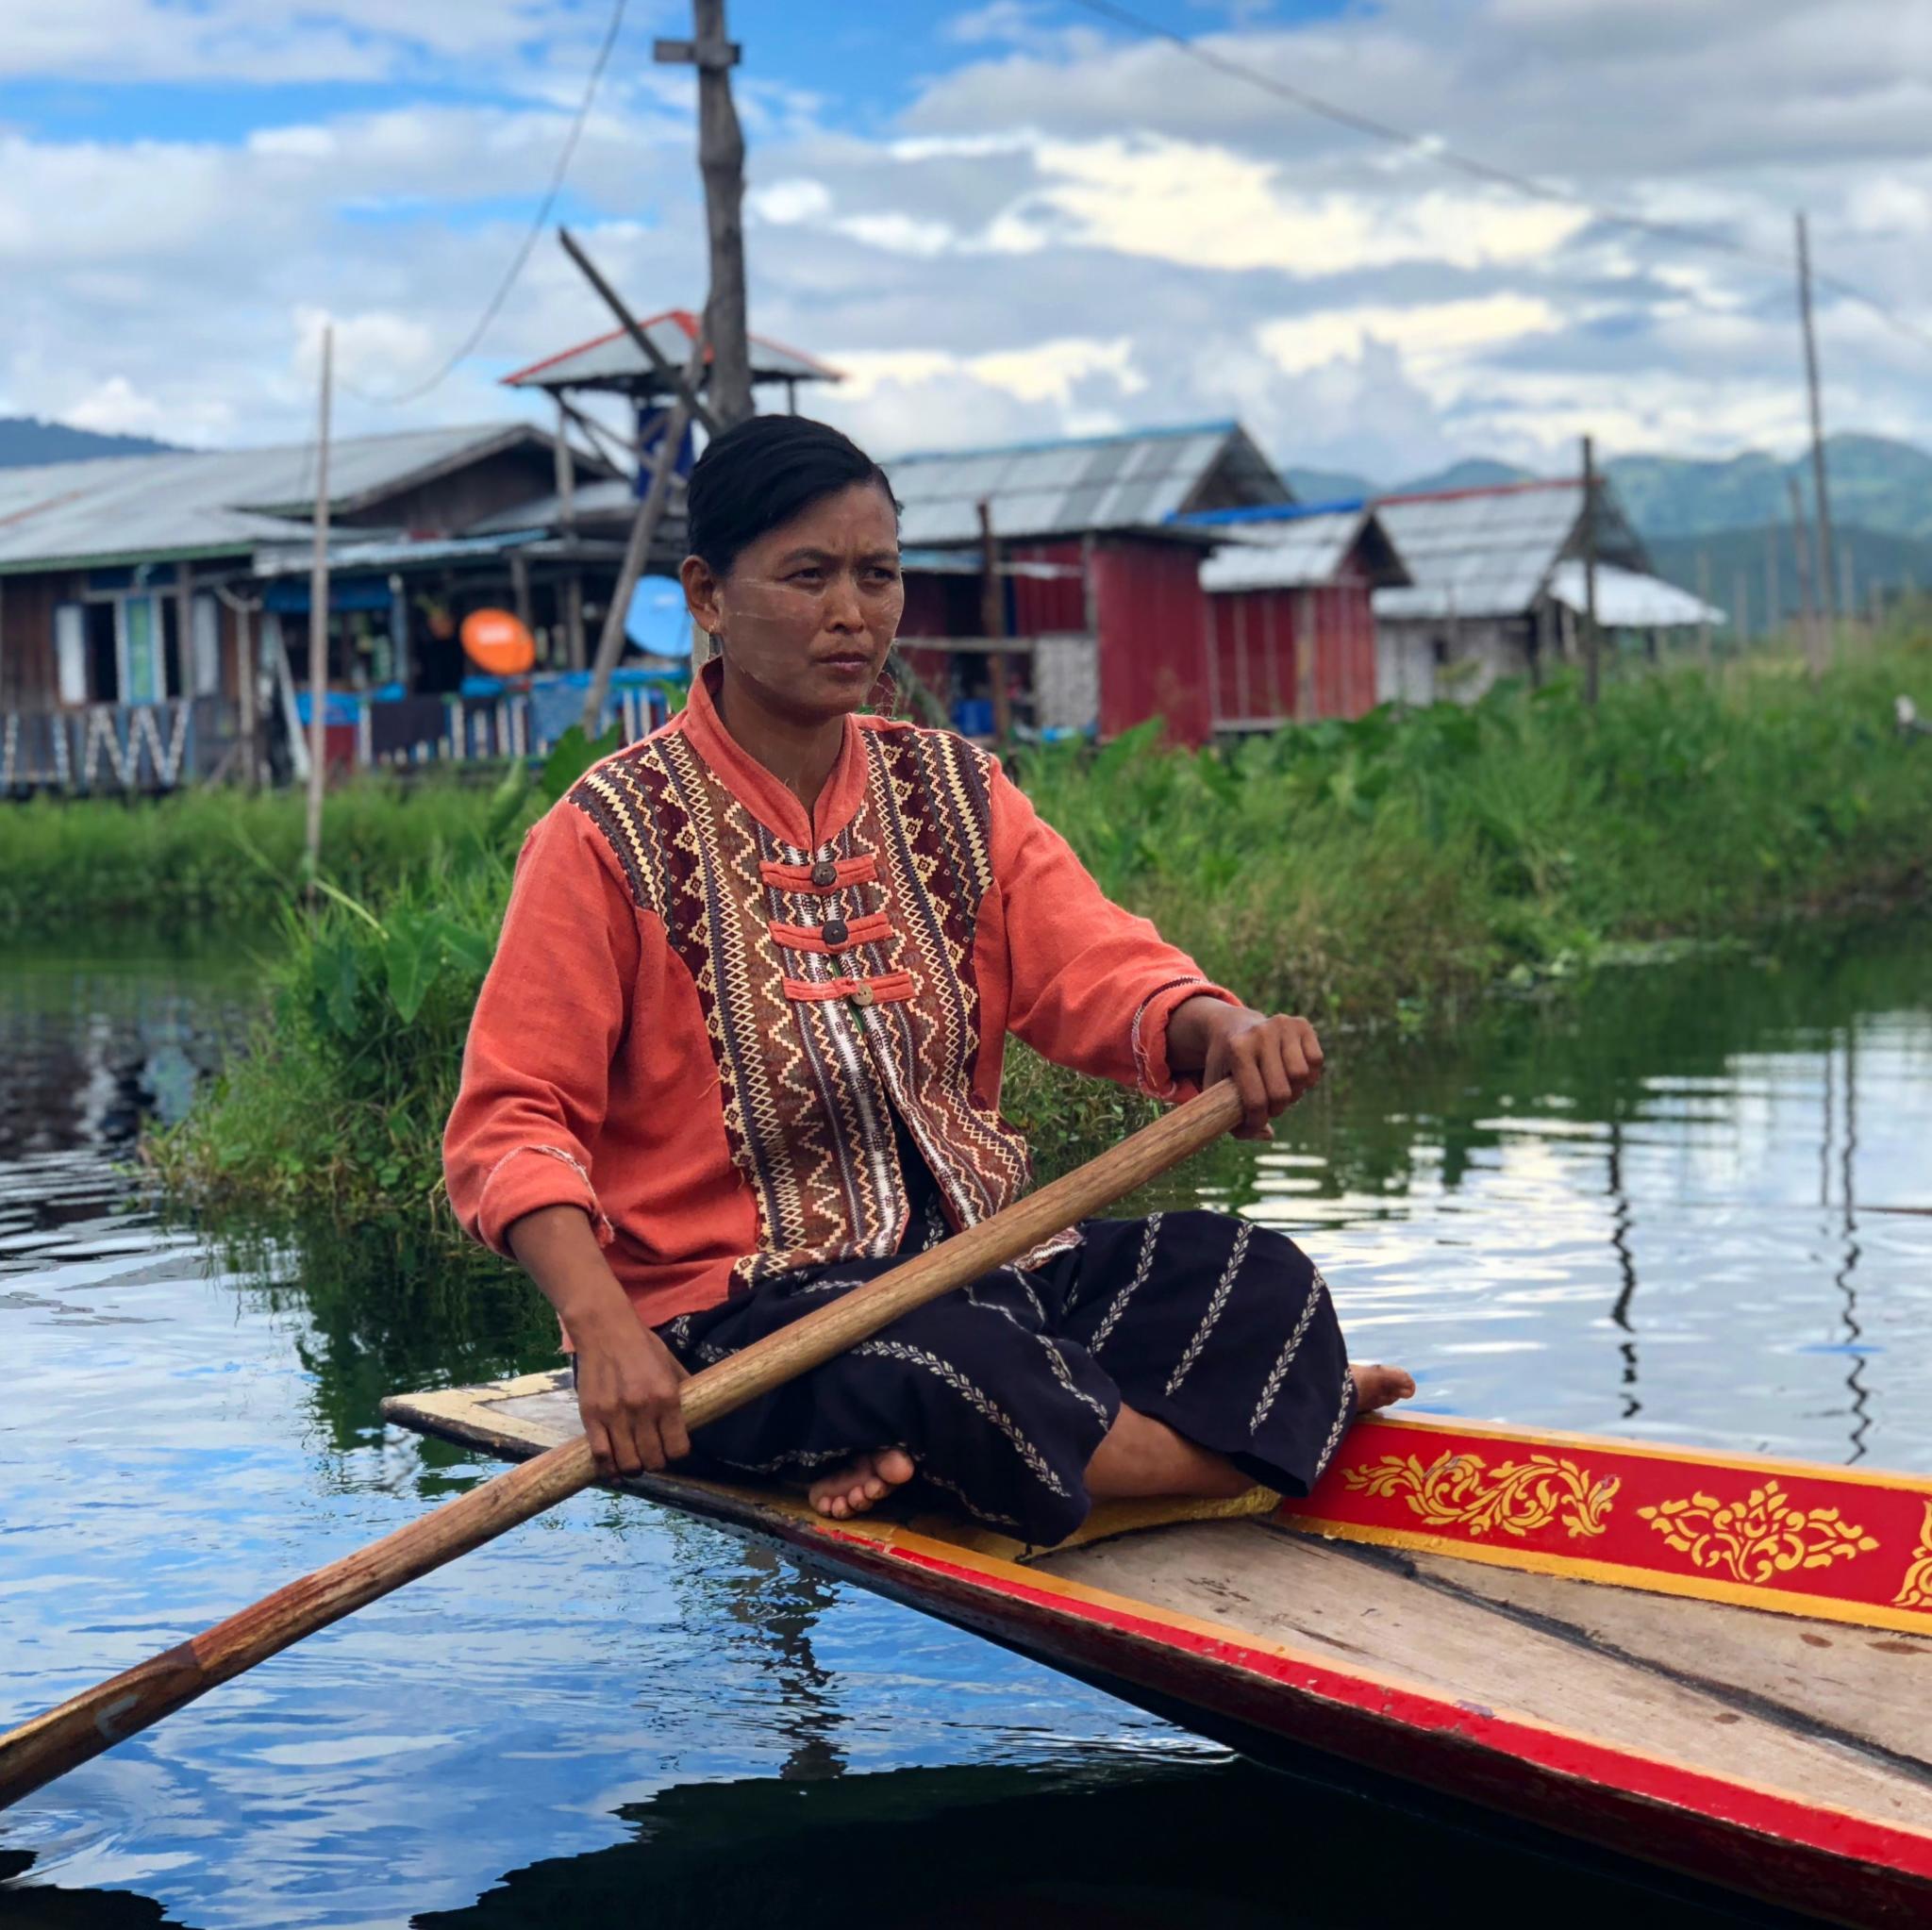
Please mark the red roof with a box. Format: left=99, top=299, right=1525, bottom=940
left=1374, top=476, right=1581, bottom=508
left=501, top=309, right=842, bottom=389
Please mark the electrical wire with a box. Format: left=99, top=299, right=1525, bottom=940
left=339, top=0, right=630, bottom=406
left=1067, top=0, right=1932, bottom=350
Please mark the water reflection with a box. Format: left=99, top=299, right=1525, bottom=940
left=1229, top=932, right=1932, bottom=1468
left=1, top=923, right=1928, bottom=1928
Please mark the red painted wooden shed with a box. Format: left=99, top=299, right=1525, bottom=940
left=1192, top=506, right=1409, bottom=729
left=883, top=422, right=1292, bottom=745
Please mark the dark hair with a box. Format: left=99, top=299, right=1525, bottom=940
left=684, top=414, right=897, bottom=576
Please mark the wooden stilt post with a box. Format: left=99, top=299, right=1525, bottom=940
left=237, top=598, right=258, bottom=791
left=977, top=499, right=1011, bottom=743
left=303, top=324, right=333, bottom=892
left=1581, top=436, right=1601, bottom=707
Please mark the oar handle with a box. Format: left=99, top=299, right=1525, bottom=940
left=0, top=1081, right=1243, bottom=1810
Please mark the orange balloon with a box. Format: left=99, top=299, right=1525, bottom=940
left=459, top=608, right=536, bottom=676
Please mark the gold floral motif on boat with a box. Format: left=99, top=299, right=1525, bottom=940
left=1637, top=1481, right=1879, bottom=1586
left=1341, top=1451, right=1617, bottom=1539
left=1894, top=1501, right=1932, bottom=1611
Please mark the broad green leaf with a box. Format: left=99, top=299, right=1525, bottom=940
left=485, top=762, right=533, bottom=844
left=431, top=917, right=497, bottom=977
left=384, top=912, right=441, bottom=1024
left=314, top=933, right=362, bottom=1037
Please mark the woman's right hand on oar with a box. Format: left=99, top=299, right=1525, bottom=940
left=507, top=1204, right=691, bottom=1476
left=572, top=1318, right=691, bottom=1476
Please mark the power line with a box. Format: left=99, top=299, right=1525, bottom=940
left=340, top=0, right=630, bottom=406
left=1066, top=0, right=1932, bottom=350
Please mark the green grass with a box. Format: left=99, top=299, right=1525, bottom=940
left=149, top=649, right=1932, bottom=1223
left=0, top=774, right=531, bottom=930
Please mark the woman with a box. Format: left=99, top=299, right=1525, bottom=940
left=444, top=415, right=1411, bottom=1544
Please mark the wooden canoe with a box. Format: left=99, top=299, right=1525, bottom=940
left=385, top=1373, right=1932, bottom=1928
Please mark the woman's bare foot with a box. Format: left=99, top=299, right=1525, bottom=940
left=808, top=1447, right=917, bottom=1520
left=1352, top=1362, right=1417, bottom=1411
left=1086, top=1405, right=1252, bottom=1502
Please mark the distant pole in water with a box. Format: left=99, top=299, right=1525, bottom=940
left=1795, top=213, right=1837, bottom=649
left=304, top=324, right=333, bottom=895
left=1581, top=435, right=1601, bottom=707
left=976, top=499, right=1013, bottom=743
left=1787, top=472, right=1824, bottom=678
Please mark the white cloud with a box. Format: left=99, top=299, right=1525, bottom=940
left=65, top=374, right=170, bottom=436
left=1260, top=294, right=1562, bottom=379
left=8, top=0, right=1932, bottom=485
left=749, top=177, right=834, bottom=225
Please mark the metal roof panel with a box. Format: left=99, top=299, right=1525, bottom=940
left=0, top=425, right=558, bottom=574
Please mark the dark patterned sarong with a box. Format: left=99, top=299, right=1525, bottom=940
left=656, top=1138, right=1357, bottom=1546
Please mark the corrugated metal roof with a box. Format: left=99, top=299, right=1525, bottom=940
left=251, top=528, right=548, bottom=578
left=1371, top=479, right=1646, bottom=621
left=1547, top=559, right=1723, bottom=628
left=503, top=309, right=841, bottom=392
left=470, top=477, right=641, bottom=533
left=883, top=421, right=1289, bottom=545
left=898, top=546, right=1079, bottom=579
left=0, top=424, right=557, bottom=574
left=1198, top=510, right=1370, bottom=591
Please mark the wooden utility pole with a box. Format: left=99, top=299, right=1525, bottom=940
left=1795, top=213, right=1837, bottom=643
left=303, top=324, right=333, bottom=893
left=1787, top=473, right=1824, bottom=677
left=553, top=398, right=586, bottom=669
left=577, top=323, right=710, bottom=735
left=1733, top=566, right=1748, bottom=652
left=656, top=1, right=753, bottom=428
left=976, top=500, right=1012, bottom=742
left=1695, top=550, right=1713, bottom=670
left=1581, top=435, right=1602, bottom=707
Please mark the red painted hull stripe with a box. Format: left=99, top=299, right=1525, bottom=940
left=826, top=1531, right=1932, bottom=1882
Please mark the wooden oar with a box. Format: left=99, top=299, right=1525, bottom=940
left=0, top=1080, right=1245, bottom=1811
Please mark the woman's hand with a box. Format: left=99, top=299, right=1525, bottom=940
left=1171, top=998, right=1324, bottom=1140
left=571, top=1314, right=691, bottom=1478
left=506, top=1202, right=691, bottom=1478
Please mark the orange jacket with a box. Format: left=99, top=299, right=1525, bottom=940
left=443, top=663, right=1237, bottom=1329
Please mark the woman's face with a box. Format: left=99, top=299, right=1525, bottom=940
left=681, top=480, right=904, bottom=724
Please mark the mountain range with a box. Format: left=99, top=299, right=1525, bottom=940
left=0, top=415, right=178, bottom=466
left=1289, top=432, right=1932, bottom=546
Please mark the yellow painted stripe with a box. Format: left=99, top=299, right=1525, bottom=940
left=1272, top=1515, right=1932, bottom=1638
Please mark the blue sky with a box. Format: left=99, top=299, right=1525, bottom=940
left=3, top=0, right=1929, bottom=474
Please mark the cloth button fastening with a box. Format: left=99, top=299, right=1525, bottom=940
left=809, top=860, right=839, bottom=889
left=822, top=918, right=850, bottom=948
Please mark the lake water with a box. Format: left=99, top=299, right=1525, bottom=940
left=3, top=926, right=1929, bottom=1929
